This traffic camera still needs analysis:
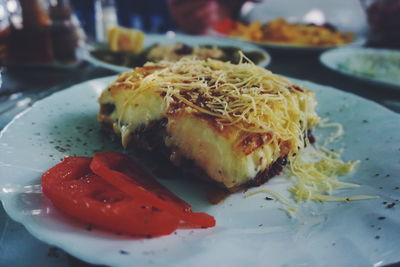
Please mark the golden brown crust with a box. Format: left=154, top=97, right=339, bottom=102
left=98, top=60, right=319, bottom=192
left=99, top=118, right=285, bottom=194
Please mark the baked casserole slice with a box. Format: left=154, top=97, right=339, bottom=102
left=98, top=57, right=319, bottom=191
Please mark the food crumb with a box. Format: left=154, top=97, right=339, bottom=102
left=119, top=250, right=129, bottom=255
left=378, top=216, right=386, bottom=220
left=386, top=203, right=396, bottom=209
left=375, top=235, right=380, bottom=240
left=264, top=196, right=273, bottom=201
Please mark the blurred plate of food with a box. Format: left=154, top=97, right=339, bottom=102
left=214, top=18, right=365, bottom=51
left=320, top=47, right=400, bottom=88
left=83, top=27, right=270, bottom=72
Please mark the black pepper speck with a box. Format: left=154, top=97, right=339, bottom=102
left=54, top=146, right=67, bottom=153
left=378, top=216, right=386, bottom=220
left=386, top=203, right=396, bottom=209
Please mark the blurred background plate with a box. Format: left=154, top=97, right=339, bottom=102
left=320, top=47, right=400, bottom=89
left=222, top=35, right=366, bottom=52
left=82, top=33, right=271, bottom=73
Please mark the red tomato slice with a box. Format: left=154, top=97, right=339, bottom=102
left=42, top=157, right=179, bottom=237
left=90, top=152, right=215, bottom=228
left=91, top=151, right=192, bottom=212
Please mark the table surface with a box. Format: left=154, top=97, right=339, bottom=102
left=0, top=48, right=399, bottom=267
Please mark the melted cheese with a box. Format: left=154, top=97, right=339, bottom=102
left=98, top=56, right=320, bottom=189
left=166, top=114, right=275, bottom=188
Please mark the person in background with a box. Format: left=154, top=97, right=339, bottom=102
left=71, top=0, right=176, bottom=39
left=116, top=0, right=175, bottom=33
left=168, top=0, right=253, bottom=34
left=365, top=0, right=400, bottom=47
left=168, top=0, right=370, bottom=37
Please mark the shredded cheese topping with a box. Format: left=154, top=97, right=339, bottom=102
left=112, top=54, right=319, bottom=156
left=108, top=55, right=374, bottom=214
left=245, top=125, right=377, bottom=217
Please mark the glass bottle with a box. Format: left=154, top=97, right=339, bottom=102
left=49, top=0, right=80, bottom=62
left=6, top=0, right=54, bottom=64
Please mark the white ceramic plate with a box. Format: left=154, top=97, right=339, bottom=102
left=320, top=47, right=400, bottom=88
left=1, top=77, right=400, bottom=267
left=83, top=33, right=271, bottom=72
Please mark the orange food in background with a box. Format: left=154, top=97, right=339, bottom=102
left=107, top=26, right=145, bottom=53
left=216, top=17, right=354, bottom=47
